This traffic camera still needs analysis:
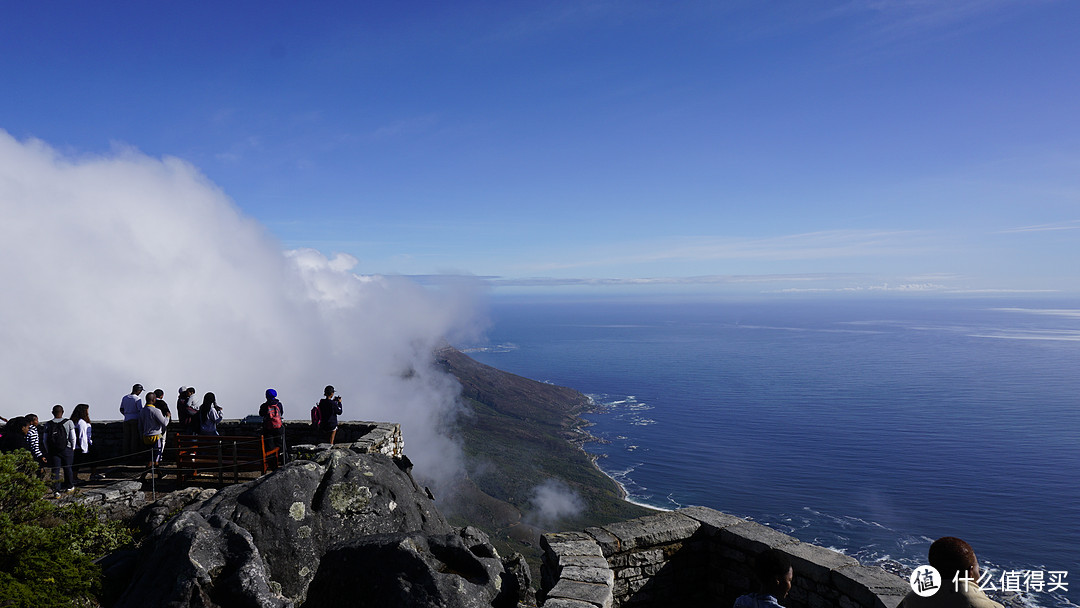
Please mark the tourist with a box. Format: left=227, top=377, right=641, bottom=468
left=259, top=388, right=285, bottom=463
left=71, top=403, right=94, bottom=481
left=0, top=416, right=30, bottom=453
left=899, top=537, right=1004, bottom=608
left=24, top=413, right=47, bottom=468
left=139, top=392, right=169, bottom=466
left=318, top=385, right=342, bottom=445
left=44, top=405, right=77, bottom=494
left=153, top=388, right=170, bottom=418
left=198, top=392, right=222, bottom=436
left=733, top=549, right=794, bottom=608
left=177, top=386, right=198, bottom=433
left=152, top=389, right=171, bottom=461
left=119, top=383, right=144, bottom=459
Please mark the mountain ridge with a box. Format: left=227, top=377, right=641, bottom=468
left=435, top=347, right=654, bottom=571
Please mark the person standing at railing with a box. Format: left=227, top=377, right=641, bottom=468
left=177, top=386, right=198, bottom=433
left=71, top=403, right=94, bottom=481
left=43, top=405, right=77, bottom=495
left=317, top=385, right=342, bottom=445
left=119, top=383, right=144, bottom=460
left=139, top=392, right=169, bottom=466
left=199, top=392, right=222, bottom=436
left=259, top=389, right=285, bottom=464
left=24, top=413, right=47, bottom=470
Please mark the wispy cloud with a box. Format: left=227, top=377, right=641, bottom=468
left=214, top=136, right=263, bottom=164
left=843, top=0, right=1038, bottom=41
left=995, top=220, right=1080, bottom=234
left=774, top=282, right=947, bottom=294
left=522, top=229, right=933, bottom=272
left=488, top=273, right=861, bottom=288
left=371, top=114, right=441, bottom=139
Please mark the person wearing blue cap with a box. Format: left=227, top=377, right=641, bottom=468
left=259, top=389, right=285, bottom=465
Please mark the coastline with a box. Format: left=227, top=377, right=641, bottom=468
left=570, top=396, right=667, bottom=513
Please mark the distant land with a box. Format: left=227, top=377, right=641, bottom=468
left=435, top=347, right=655, bottom=571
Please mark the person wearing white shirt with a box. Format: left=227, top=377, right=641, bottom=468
left=71, top=403, right=94, bottom=480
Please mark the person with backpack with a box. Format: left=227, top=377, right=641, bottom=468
left=43, top=404, right=77, bottom=494
left=259, top=389, right=285, bottom=465
left=317, top=385, right=342, bottom=445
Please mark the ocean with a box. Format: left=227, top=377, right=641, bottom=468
left=464, top=296, right=1080, bottom=608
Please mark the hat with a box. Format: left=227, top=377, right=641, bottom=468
left=179, top=386, right=189, bottom=393
left=266, top=388, right=277, bottom=399
left=133, top=383, right=143, bottom=391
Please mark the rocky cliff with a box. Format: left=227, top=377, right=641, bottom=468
left=112, top=449, right=532, bottom=607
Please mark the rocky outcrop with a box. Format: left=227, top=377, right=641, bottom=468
left=114, top=449, right=530, bottom=608
left=302, top=529, right=531, bottom=608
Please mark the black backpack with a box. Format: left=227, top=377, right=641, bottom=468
left=44, top=419, right=68, bottom=454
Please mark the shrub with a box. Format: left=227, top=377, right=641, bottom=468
left=0, top=450, right=133, bottom=607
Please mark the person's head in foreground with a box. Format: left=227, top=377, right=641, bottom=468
left=754, top=548, right=794, bottom=600
left=733, top=548, right=794, bottom=607
left=929, top=536, right=980, bottom=581
left=899, top=536, right=1005, bottom=608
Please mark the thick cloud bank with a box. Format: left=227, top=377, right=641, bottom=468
left=0, top=131, right=480, bottom=491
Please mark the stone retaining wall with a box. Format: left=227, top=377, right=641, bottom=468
left=540, top=507, right=909, bottom=608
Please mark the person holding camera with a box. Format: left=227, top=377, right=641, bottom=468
left=318, top=385, right=342, bottom=444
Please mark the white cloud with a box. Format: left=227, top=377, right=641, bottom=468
left=995, top=220, right=1080, bottom=234
left=0, top=130, right=483, bottom=495
left=774, top=282, right=947, bottom=294
left=526, top=479, right=585, bottom=526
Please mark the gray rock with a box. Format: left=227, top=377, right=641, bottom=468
left=132, top=487, right=218, bottom=535
left=300, top=530, right=521, bottom=608
left=116, top=510, right=289, bottom=608
left=114, top=449, right=528, bottom=608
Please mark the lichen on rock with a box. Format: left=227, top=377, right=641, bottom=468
left=327, top=482, right=371, bottom=514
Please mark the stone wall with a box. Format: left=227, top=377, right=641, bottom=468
left=86, top=420, right=403, bottom=464
left=540, top=507, right=909, bottom=608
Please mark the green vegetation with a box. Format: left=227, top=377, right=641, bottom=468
left=0, top=451, right=134, bottom=608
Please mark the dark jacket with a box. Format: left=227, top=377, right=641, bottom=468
left=317, top=398, right=341, bottom=431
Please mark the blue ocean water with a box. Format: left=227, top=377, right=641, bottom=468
left=464, top=296, right=1080, bottom=608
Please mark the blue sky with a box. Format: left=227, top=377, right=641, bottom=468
left=3, top=1, right=1078, bottom=296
